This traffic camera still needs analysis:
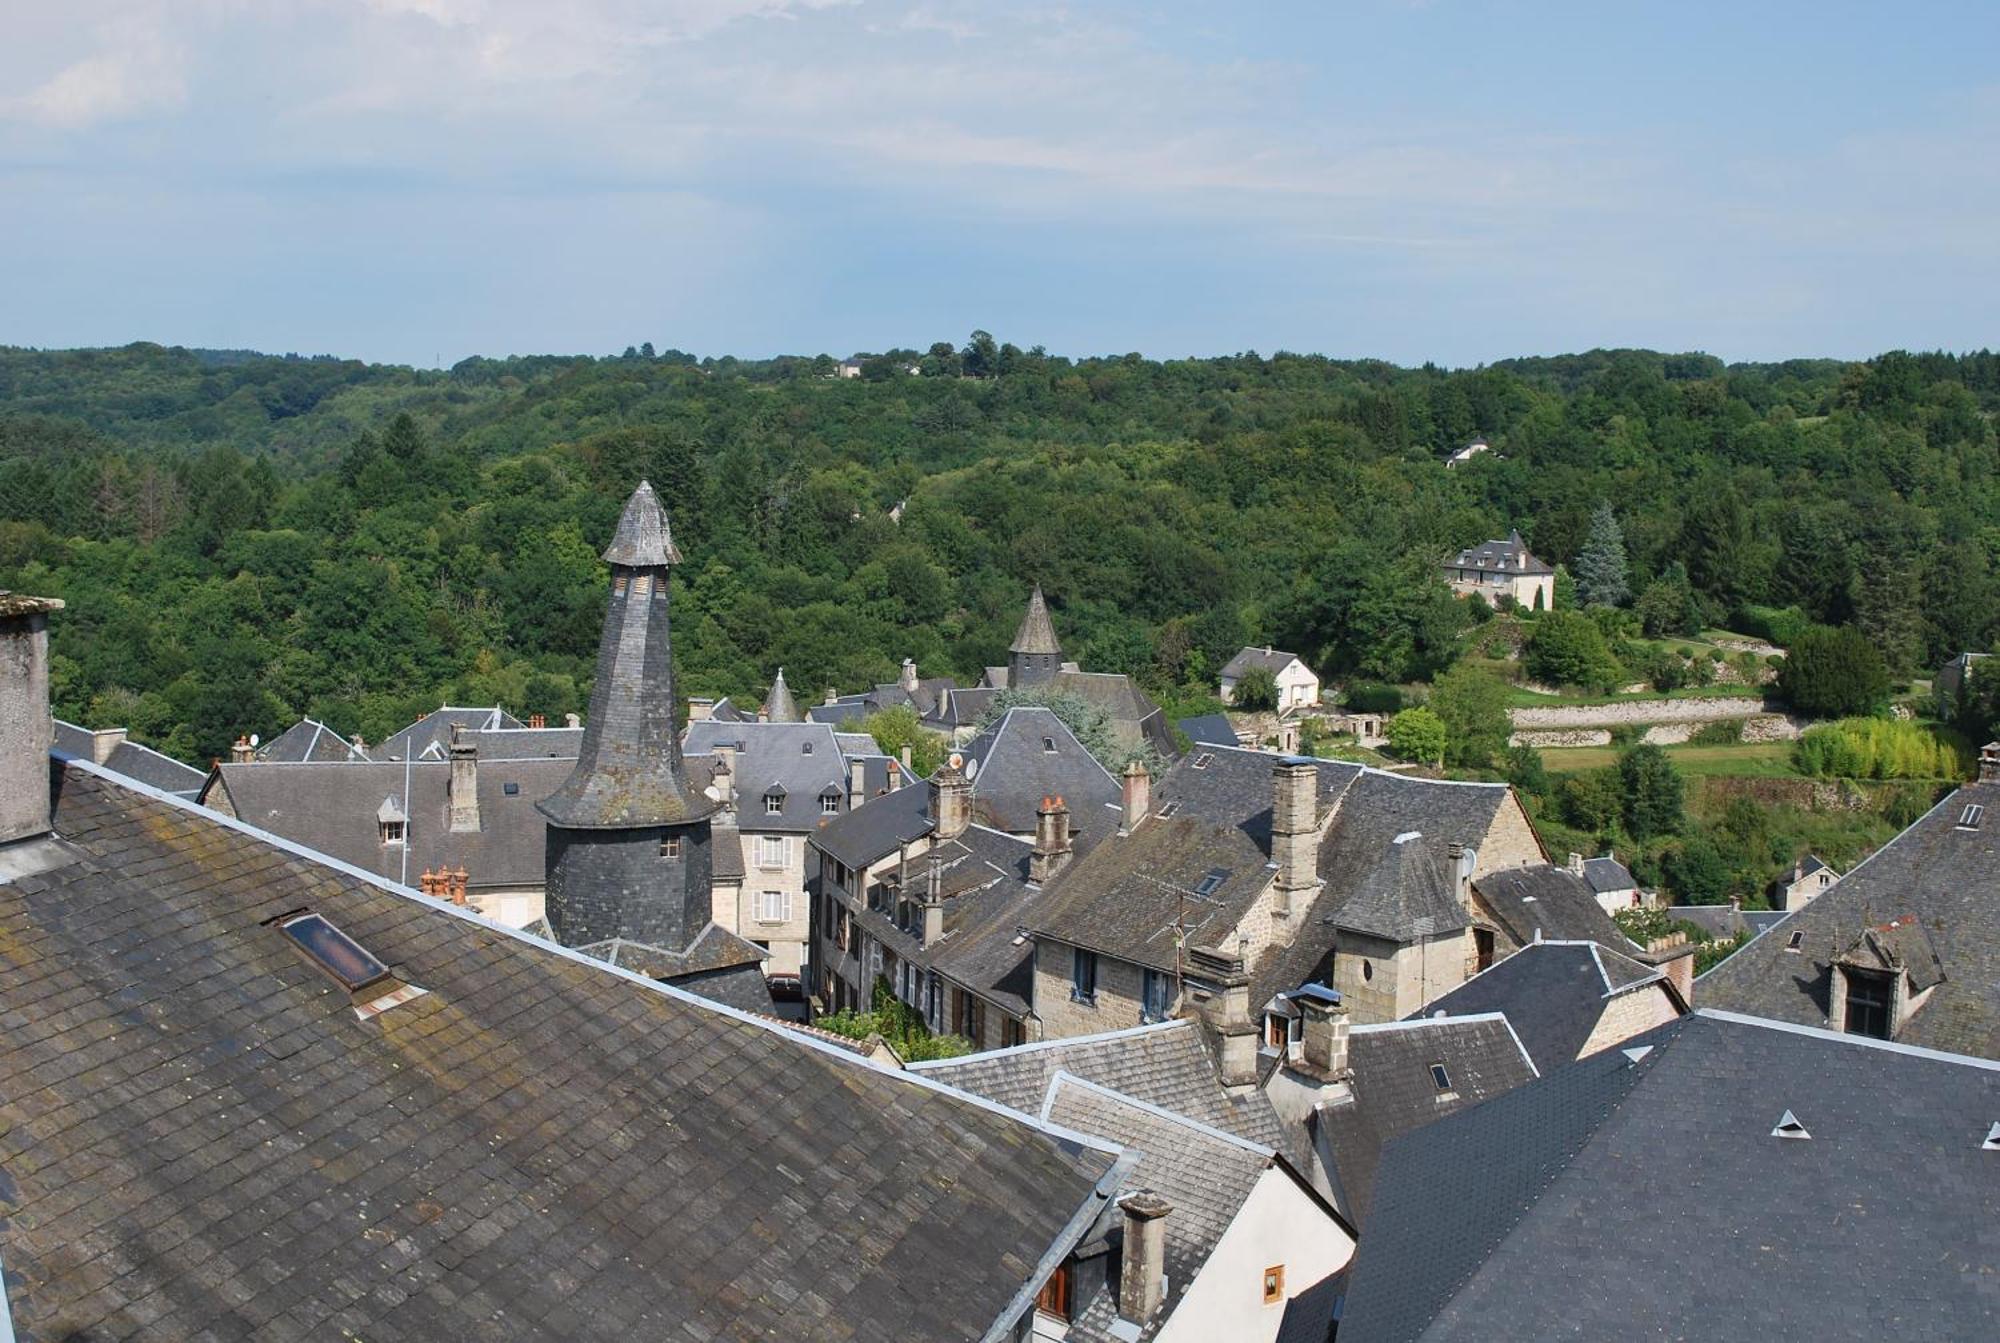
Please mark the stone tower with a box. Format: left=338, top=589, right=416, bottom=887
left=1008, top=584, right=1063, bottom=688
left=538, top=482, right=718, bottom=949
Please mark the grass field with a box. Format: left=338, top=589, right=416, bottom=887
left=1538, top=741, right=1799, bottom=777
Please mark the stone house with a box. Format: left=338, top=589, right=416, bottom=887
left=1218, top=646, right=1321, bottom=711
left=1412, top=939, right=1687, bottom=1073
left=1443, top=529, right=1555, bottom=609
left=1767, top=853, right=1838, bottom=911
left=1573, top=851, right=1643, bottom=911
left=1468, top=862, right=1696, bottom=1001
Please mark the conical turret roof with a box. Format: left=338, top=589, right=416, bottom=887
left=602, top=480, right=683, bottom=567
left=761, top=667, right=800, bottom=723
left=1009, top=584, right=1062, bottom=655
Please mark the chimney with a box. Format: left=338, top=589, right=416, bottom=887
left=350, top=734, right=367, bottom=754
left=418, top=869, right=437, bottom=898
left=1272, top=758, right=1319, bottom=919
left=528, top=713, right=546, bottom=729
left=448, top=724, right=480, bottom=833
left=1295, top=991, right=1351, bottom=1081
left=899, top=744, right=912, bottom=773
left=932, top=753, right=971, bottom=839
left=230, top=735, right=255, bottom=764
left=1192, top=942, right=1257, bottom=1087
left=1117, top=1193, right=1172, bottom=1325
left=1448, top=841, right=1471, bottom=911
left=756, top=705, right=769, bottom=724
left=688, top=696, right=715, bottom=723
left=87, top=727, right=127, bottom=765
left=921, top=852, right=945, bottom=946
left=825, top=686, right=838, bottom=707
left=564, top=712, right=581, bottom=729
left=449, top=866, right=469, bottom=905
left=1981, top=741, right=2000, bottom=783
left=900, top=658, right=920, bottom=695
left=6, top=593, right=68, bottom=842
left=712, top=744, right=737, bottom=818
left=1567, top=851, right=1584, bottom=876
left=1030, top=795, right=1073, bottom=884
left=848, top=755, right=866, bottom=810
left=1120, top=759, right=1151, bottom=835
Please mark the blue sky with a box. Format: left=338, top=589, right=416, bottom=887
left=2, top=1, right=1995, bottom=367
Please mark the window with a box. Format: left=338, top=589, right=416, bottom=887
left=1042, top=736, right=1057, bottom=753
left=758, top=890, right=791, bottom=923
left=759, top=835, right=786, bottom=868
left=765, top=792, right=785, bottom=816
left=275, top=912, right=392, bottom=993
left=1843, top=968, right=1894, bottom=1039
left=1267, top=1014, right=1288, bottom=1050
left=1193, top=752, right=1215, bottom=769
left=660, top=836, right=682, bottom=858
left=1262, top=1265, right=1285, bottom=1306
left=502, top=781, right=520, bottom=796
left=1960, top=803, right=1986, bottom=830
left=1002, top=1017, right=1024, bottom=1048
left=801, top=741, right=813, bottom=755
left=1035, top=1263, right=1072, bottom=1321
left=821, top=794, right=841, bottom=815
left=1430, top=1063, right=1452, bottom=1092
left=1156, top=800, right=1182, bottom=819
left=1142, top=969, right=1172, bottom=1023
left=1785, top=930, right=1805, bottom=952
left=957, top=992, right=983, bottom=1041
left=1071, top=948, right=1098, bottom=1004
left=379, top=820, right=405, bottom=846
left=1194, top=869, right=1227, bottom=898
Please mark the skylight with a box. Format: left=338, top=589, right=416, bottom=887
left=1194, top=869, right=1228, bottom=898
left=1772, top=1110, right=1811, bottom=1140
left=1429, top=1063, right=1452, bottom=1092
left=1959, top=803, right=1985, bottom=830
left=1786, top=930, right=1805, bottom=952
left=275, top=912, right=390, bottom=993
left=1192, top=753, right=1214, bottom=769
left=1043, top=737, right=1057, bottom=753
left=503, top=781, right=520, bottom=796
left=1157, top=800, right=1182, bottom=818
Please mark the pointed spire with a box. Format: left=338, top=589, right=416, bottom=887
left=601, top=480, right=683, bottom=567
left=762, top=668, right=800, bottom=723
left=1010, top=584, right=1062, bottom=655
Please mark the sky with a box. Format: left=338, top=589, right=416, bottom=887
left=2, top=1, right=1996, bottom=368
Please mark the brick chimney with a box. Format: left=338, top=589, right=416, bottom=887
left=1, top=593, right=64, bottom=844
left=86, top=727, right=127, bottom=764
left=1120, top=759, right=1150, bottom=835
left=1982, top=742, right=2000, bottom=783
left=932, top=753, right=971, bottom=840
left=1295, top=991, right=1351, bottom=1081
left=1116, top=1192, right=1172, bottom=1326
left=921, top=852, right=946, bottom=946
left=448, top=723, right=480, bottom=833
left=1191, top=941, right=1258, bottom=1087
left=447, top=866, right=469, bottom=905
left=1030, top=795, right=1073, bottom=884
left=230, top=735, right=255, bottom=764
left=1272, top=758, right=1319, bottom=920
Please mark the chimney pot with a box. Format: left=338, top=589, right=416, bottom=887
left=528, top=713, right=545, bottom=729
left=1117, top=1193, right=1172, bottom=1325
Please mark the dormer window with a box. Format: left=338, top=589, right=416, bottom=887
left=821, top=794, right=840, bottom=815
left=765, top=792, right=784, bottom=815
left=660, top=836, right=682, bottom=858
left=1842, top=967, right=1894, bottom=1039
left=1042, top=737, right=1057, bottom=753
left=801, top=741, right=813, bottom=755
left=380, top=819, right=405, bottom=846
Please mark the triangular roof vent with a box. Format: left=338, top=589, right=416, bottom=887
left=1772, top=1110, right=1811, bottom=1140
left=1983, top=1122, right=2000, bottom=1151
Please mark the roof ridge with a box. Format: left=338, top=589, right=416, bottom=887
left=1039, top=1070, right=1278, bottom=1158
left=907, top=1017, right=1190, bottom=1071
left=1691, top=1008, right=2000, bottom=1072
left=53, top=752, right=1134, bottom=1156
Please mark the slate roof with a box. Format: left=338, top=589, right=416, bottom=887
left=375, top=706, right=522, bottom=761
left=600, top=477, right=681, bottom=566
left=1274, top=1270, right=1345, bottom=1343
left=458, top=726, right=583, bottom=759
left=959, top=707, right=1123, bottom=836
left=1580, top=854, right=1635, bottom=894
left=1328, top=830, right=1467, bottom=941
left=1337, top=1010, right=2000, bottom=1341
left=1043, top=672, right=1177, bottom=759
left=1, top=758, right=1132, bottom=1342
left=1010, top=584, right=1062, bottom=655
left=684, top=720, right=868, bottom=834
left=1309, top=1016, right=1538, bottom=1228
left=1473, top=863, right=1638, bottom=950
left=51, top=720, right=206, bottom=797
left=910, top=1019, right=1289, bottom=1153
left=760, top=668, right=801, bottom=723
left=256, top=717, right=371, bottom=763
left=1698, top=781, right=2000, bottom=1059
left=1411, top=941, right=1680, bottom=1072
left=1175, top=713, right=1239, bottom=748
left=810, top=781, right=935, bottom=870
left=1668, top=903, right=1787, bottom=942
left=571, top=927, right=775, bottom=1014
left=1220, top=646, right=1307, bottom=680
left=1444, top=529, right=1552, bottom=576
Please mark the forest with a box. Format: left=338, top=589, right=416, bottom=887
left=2, top=337, right=1998, bottom=778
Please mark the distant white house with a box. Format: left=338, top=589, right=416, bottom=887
left=1445, top=437, right=1492, bottom=468
left=835, top=358, right=865, bottom=379
left=1769, top=855, right=1839, bottom=911
left=1219, top=647, right=1320, bottom=711
left=1443, top=530, right=1555, bottom=611
left=1570, top=852, right=1643, bottom=913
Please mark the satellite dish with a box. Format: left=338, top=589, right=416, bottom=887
left=964, top=757, right=980, bottom=781
left=248, top=734, right=260, bottom=748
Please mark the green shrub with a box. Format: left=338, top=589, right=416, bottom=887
left=1386, top=706, right=1447, bottom=765
left=1738, top=604, right=1808, bottom=647
left=1345, top=682, right=1404, bottom=714
left=1793, top=718, right=1969, bottom=780
left=1777, top=626, right=1890, bottom=718
left=1688, top=719, right=1743, bottom=746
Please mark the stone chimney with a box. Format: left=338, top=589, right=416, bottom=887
left=1982, top=742, right=2000, bottom=783
left=848, top=755, right=867, bottom=810
left=1448, top=841, right=1471, bottom=912
left=448, top=723, right=480, bottom=833
left=1120, top=759, right=1151, bottom=836
left=1567, top=851, right=1584, bottom=876
left=1030, top=795, right=1073, bottom=884
left=1295, top=991, right=1351, bottom=1081
left=564, top=712, right=581, bottom=729
left=932, top=753, right=971, bottom=839
left=712, top=744, right=737, bottom=818
left=900, top=658, right=920, bottom=695
left=350, top=734, right=368, bottom=754
left=230, top=735, right=255, bottom=764
left=87, top=727, right=127, bottom=765
left=921, top=852, right=946, bottom=946
left=899, top=744, right=912, bottom=774
left=1116, top=1192, right=1172, bottom=1326
left=1272, top=758, right=1319, bottom=920
left=825, top=686, right=838, bottom=707
left=688, top=696, right=715, bottom=722
left=0, top=593, right=64, bottom=844
left=1191, top=942, right=1258, bottom=1087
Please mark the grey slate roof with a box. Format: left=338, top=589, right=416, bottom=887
left=1310, top=1016, right=1538, bottom=1228
left=1, top=759, right=1129, bottom=1342
left=760, top=667, right=801, bottom=723
left=1411, top=941, right=1679, bottom=1072
left=1579, top=854, right=1635, bottom=894
left=1274, top=1270, right=1345, bottom=1343
left=1668, top=903, right=1787, bottom=942
left=1444, top=529, right=1552, bottom=576
left=684, top=719, right=868, bottom=834
left=256, top=717, right=371, bottom=762
left=599, top=477, right=682, bottom=565
left=1473, top=863, right=1638, bottom=950
left=374, top=706, right=521, bottom=761
left=1175, top=713, right=1239, bottom=747
left=1220, top=646, right=1307, bottom=680
left=1328, top=830, right=1467, bottom=941
left=1010, top=584, right=1062, bottom=655
left=1042, top=672, right=1177, bottom=759
left=959, top=706, right=1123, bottom=836
left=1337, top=1010, right=2000, bottom=1341
left=810, top=780, right=935, bottom=870
left=51, top=720, right=207, bottom=797
left=911, top=1019, right=1289, bottom=1152
left=1699, top=781, right=2000, bottom=1059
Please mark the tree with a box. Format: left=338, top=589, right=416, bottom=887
left=1524, top=610, right=1621, bottom=692
left=1231, top=666, right=1279, bottom=711
left=858, top=705, right=945, bottom=778
left=1618, top=744, right=1684, bottom=840
left=1661, top=836, right=1732, bottom=904
left=1387, top=706, right=1446, bottom=767
left=1633, top=562, right=1704, bottom=638
left=977, top=687, right=1156, bottom=774
left=1777, top=625, right=1890, bottom=719
left=1430, top=665, right=1511, bottom=769
left=1573, top=502, right=1629, bottom=607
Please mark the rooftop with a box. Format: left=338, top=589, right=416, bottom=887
left=1411, top=941, right=1680, bottom=1072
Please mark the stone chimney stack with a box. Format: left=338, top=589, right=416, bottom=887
left=848, top=755, right=867, bottom=811
left=1120, top=759, right=1151, bottom=836
left=900, top=658, right=920, bottom=695
left=921, top=852, right=946, bottom=946
left=825, top=686, right=838, bottom=707
left=1982, top=742, right=2000, bottom=783
left=448, top=723, right=480, bottom=833
left=1192, top=942, right=1258, bottom=1087
left=1295, top=991, right=1351, bottom=1081
left=230, top=736, right=255, bottom=764
left=688, top=697, right=715, bottom=723
left=564, top=712, right=581, bottom=729
left=899, top=744, right=912, bottom=774
left=87, top=727, right=127, bottom=765
left=1448, top=841, right=1471, bottom=912
left=0, top=593, right=64, bottom=844
left=1030, top=795, right=1074, bottom=884
left=1567, top=851, right=1584, bottom=876
left=712, top=744, right=737, bottom=818
left=1272, top=758, right=1320, bottom=919
left=932, top=753, right=971, bottom=839
left=1116, top=1193, right=1172, bottom=1326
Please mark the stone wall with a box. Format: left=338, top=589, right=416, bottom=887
left=1577, top=984, right=1683, bottom=1061
left=1033, top=937, right=1150, bottom=1038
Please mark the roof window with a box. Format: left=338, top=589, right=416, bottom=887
left=1194, top=869, right=1227, bottom=898
left=1429, top=1063, right=1452, bottom=1092
left=1042, top=736, right=1057, bottom=753
left=1959, top=803, right=1985, bottom=830
left=1192, top=753, right=1214, bottom=769
left=1771, top=1110, right=1811, bottom=1140
left=502, top=781, right=520, bottom=796
left=275, top=912, right=392, bottom=993
left=1157, top=800, right=1182, bottom=819
left=1786, top=930, right=1805, bottom=952
left=801, top=741, right=813, bottom=754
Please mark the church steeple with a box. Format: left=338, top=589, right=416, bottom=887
left=1008, top=583, right=1063, bottom=688
left=539, top=481, right=717, bottom=950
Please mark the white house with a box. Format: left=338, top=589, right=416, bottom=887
left=1219, top=646, right=1320, bottom=711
